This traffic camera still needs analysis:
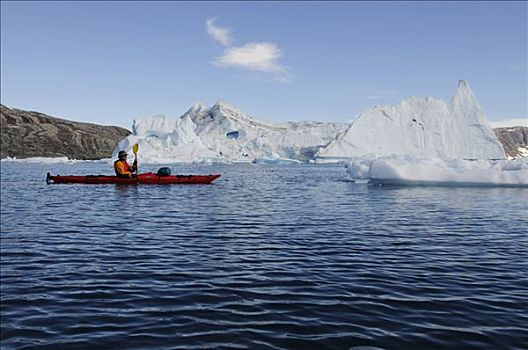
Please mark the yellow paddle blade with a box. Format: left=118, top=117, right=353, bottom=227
left=132, top=143, right=139, bottom=154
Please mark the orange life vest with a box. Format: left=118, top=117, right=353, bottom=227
left=114, top=159, right=134, bottom=177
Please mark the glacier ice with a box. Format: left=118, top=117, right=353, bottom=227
left=345, top=156, right=528, bottom=187
left=317, top=80, right=506, bottom=160
left=114, top=80, right=507, bottom=164
left=114, top=101, right=346, bottom=164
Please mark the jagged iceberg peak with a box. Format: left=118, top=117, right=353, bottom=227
left=317, top=80, right=506, bottom=160
left=451, top=80, right=482, bottom=115
left=189, top=102, right=207, bottom=113
left=132, top=113, right=178, bottom=137
left=209, top=100, right=246, bottom=120
left=452, top=80, right=476, bottom=103
left=179, top=102, right=208, bottom=123
left=206, top=100, right=277, bottom=130
left=213, top=99, right=237, bottom=111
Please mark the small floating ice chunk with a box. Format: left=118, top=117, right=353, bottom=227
left=252, top=157, right=302, bottom=165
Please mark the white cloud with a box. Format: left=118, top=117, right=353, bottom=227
left=206, top=19, right=290, bottom=82
left=214, top=42, right=288, bottom=73
left=206, top=18, right=232, bottom=47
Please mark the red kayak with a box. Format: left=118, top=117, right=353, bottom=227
left=46, top=172, right=221, bottom=185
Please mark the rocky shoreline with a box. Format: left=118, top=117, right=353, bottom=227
left=494, top=126, right=528, bottom=159
left=1, top=105, right=130, bottom=160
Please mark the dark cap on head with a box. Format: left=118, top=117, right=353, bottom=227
left=118, top=151, right=127, bottom=158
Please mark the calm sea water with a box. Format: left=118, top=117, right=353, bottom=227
left=1, top=162, right=527, bottom=350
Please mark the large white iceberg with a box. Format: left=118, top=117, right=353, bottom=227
left=114, top=101, right=345, bottom=164
left=346, top=156, right=528, bottom=187
left=114, top=80, right=507, bottom=164
left=317, top=81, right=506, bottom=160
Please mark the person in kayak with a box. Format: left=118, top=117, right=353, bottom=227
left=114, top=150, right=137, bottom=178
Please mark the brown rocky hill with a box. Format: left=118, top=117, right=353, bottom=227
left=0, top=105, right=131, bottom=160
left=494, top=126, right=528, bottom=159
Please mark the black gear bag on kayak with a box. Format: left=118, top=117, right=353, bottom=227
left=157, top=167, right=171, bottom=176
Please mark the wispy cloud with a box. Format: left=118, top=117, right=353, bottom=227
left=206, top=18, right=232, bottom=47
left=206, top=19, right=290, bottom=82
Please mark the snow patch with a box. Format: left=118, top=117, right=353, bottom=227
left=517, top=146, right=528, bottom=158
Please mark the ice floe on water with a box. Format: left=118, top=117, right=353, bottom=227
left=252, top=157, right=302, bottom=165
left=346, top=156, right=528, bottom=187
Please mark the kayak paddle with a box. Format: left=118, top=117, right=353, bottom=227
left=132, top=143, right=139, bottom=174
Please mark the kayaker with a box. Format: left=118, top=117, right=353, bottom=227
left=114, top=150, right=137, bottom=178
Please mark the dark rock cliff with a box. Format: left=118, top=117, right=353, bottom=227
left=494, top=126, right=528, bottom=159
left=0, top=105, right=131, bottom=160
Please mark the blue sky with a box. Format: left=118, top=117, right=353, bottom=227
left=1, top=1, right=526, bottom=128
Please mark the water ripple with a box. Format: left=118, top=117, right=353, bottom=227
left=1, top=163, right=527, bottom=349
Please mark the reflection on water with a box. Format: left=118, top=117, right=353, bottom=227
left=115, top=184, right=139, bottom=197
left=1, top=162, right=527, bottom=350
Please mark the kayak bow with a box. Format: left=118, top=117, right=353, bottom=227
left=46, top=172, right=221, bottom=185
